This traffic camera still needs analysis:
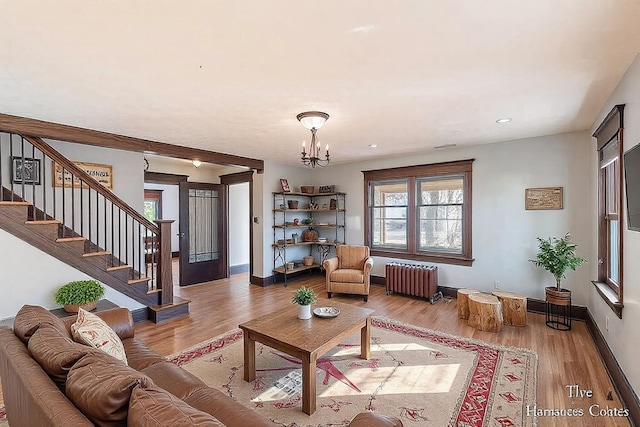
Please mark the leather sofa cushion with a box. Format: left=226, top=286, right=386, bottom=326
left=184, top=387, right=276, bottom=427
left=66, top=352, right=154, bottom=426
left=128, top=386, right=225, bottom=427
left=331, top=269, right=365, bottom=283
left=27, top=323, right=97, bottom=390
left=14, top=304, right=70, bottom=344
left=141, top=361, right=206, bottom=400
left=124, top=338, right=167, bottom=371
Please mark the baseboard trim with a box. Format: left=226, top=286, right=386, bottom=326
left=131, top=307, right=148, bottom=323
left=172, top=251, right=179, bottom=258
left=250, top=275, right=272, bottom=287
left=230, top=263, right=249, bottom=275
left=585, top=309, right=640, bottom=426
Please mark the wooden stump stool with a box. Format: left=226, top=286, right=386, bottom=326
left=468, top=293, right=503, bottom=333
left=457, top=288, right=480, bottom=320
left=492, top=291, right=527, bottom=326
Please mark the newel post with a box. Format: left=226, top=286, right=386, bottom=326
left=154, top=219, right=174, bottom=305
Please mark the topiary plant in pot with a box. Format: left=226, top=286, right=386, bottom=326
left=54, top=279, right=105, bottom=313
left=529, top=233, right=586, bottom=298
left=292, top=286, right=317, bottom=320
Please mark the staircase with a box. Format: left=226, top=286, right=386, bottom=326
left=0, top=133, right=189, bottom=322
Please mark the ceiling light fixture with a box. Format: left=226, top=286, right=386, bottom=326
left=298, top=111, right=330, bottom=168
left=496, top=117, right=512, bottom=123
left=192, top=160, right=202, bottom=168
left=369, top=144, right=378, bottom=148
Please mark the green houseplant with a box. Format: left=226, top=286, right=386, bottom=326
left=292, top=286, right=317, bottom=319
left=529, top=233, right=586, bottom=292
left=54, top=279, right=105, bottom=313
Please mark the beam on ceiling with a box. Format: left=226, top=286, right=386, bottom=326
left=0, top=113, right=264, bottom=172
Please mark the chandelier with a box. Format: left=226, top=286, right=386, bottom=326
left=298, top=111, right=330, bottom=168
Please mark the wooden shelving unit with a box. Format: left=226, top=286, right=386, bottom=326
left=272, top=191, right=346, bottom=286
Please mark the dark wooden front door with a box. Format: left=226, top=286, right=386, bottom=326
left=178, top=182, right=227, bottom=286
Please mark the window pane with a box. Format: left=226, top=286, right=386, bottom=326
left=419, top=206, right=462, bottom=252
left=605, top=161, right=619, bottom=214
left=418, top=177, right=463, bottom=253
left=420, top=178, right=463, bottom=205
left=143, top=200, right=158, bottom=221
left=610, top=219, right=619, bottom=283
left=371, top=181, right=408, bottom=249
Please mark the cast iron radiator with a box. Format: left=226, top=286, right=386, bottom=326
left=385, top=263, right=442, bottom=304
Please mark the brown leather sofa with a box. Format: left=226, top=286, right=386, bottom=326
left=0, top=305, right=402, bottom=427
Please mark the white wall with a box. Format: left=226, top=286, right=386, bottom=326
left=0, top=140, right=145, bottom=318
left=228, top=182, right=250, bottom=268
left=256, top=161, right=314, bottom=277
left=308, top=131, right=594, bottom=304
left=144, top=183, right=180, bottom=252
left=588, top=53, right=640, bottom=394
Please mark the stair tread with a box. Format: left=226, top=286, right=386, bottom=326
left=106, top=264, right=131, bottom=272
left=82, top=251, right=111, bottom=257
left=149, top=296, right=191, bottom=311
left=128, top=277, right=151, bottom=284
left=25, top=220, right=61, bottom=225
left=0, top=201, right=31, bottom=206
left=56, top=237, right=87, bottom=242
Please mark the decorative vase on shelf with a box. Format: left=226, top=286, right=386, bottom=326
left=298, top=304, right=312, bottom=320
left=303, top=256, right=314, bottom=266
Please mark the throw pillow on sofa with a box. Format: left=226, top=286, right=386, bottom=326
left=71, top=307, right=128, bottom=364
left=128, top=386, right=225, bottom=427
left=66, top=351, right=154, bottom=426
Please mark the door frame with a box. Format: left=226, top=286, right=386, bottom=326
left=220, top=170, right=254, bottom=279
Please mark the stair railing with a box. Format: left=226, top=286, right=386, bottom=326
left=0, top=132, right=173, bottom=305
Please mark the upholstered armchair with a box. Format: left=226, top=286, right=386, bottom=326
left=322, top=245, right=374, bottom=302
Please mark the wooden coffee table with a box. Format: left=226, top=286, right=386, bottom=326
left=238, top=300, right=374, bottom=415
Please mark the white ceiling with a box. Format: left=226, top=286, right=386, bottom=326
left=1, top=1, right=639, bottom=167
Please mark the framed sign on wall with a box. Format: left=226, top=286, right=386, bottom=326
left=53, top=161, right=113, bottom=189
left=525, top=187, right=563, bottom=210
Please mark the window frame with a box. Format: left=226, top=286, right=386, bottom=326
left=364, top=159, right=474, bottom=266
left=144, top=189, right=163, bottom=222
left=592, top=104, right=624, bottom=318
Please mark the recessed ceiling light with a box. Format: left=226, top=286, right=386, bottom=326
left=434, top=143, right=457, bottom=149
left=349, top=25, right=375, bottom=33
left=496, top=118, right=512, bottom=123
left=368, top=144, right=378, bottom=148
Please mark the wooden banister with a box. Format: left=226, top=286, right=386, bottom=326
left=24, top=136, right=159, bottom=234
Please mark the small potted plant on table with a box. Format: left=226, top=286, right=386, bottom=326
left=292, top=286, right=317, bottom=320
left=54, top=279, right=106, bottom=313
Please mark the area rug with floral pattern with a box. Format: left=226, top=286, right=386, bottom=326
left=169, top=317, right=537, bottom=427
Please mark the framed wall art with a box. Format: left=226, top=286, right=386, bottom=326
left=280, top=178, right=291, bottom=192
left=11, top=157, right=41, bottom=185
left=53, top=161, right=113, bottom=189
left=525, top=187, right=563, bottom=210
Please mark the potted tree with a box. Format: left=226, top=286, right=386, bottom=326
left=292, top=286, right=317, bottom=319
left=54, top=279, right=106, bottom=313
left=529, top=233, right=586, bottom=304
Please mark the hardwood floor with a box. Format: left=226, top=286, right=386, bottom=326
left=134, top=270, right=631, bottom=427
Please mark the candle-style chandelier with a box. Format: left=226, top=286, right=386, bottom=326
left=298, top=111, right=330, bottom=168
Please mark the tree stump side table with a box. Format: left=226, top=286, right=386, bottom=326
left=491, top=291, right=527, bottom=326
left=457, top=288, right=480, bottom=320
left=468, top=293, right=503, bottom=333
